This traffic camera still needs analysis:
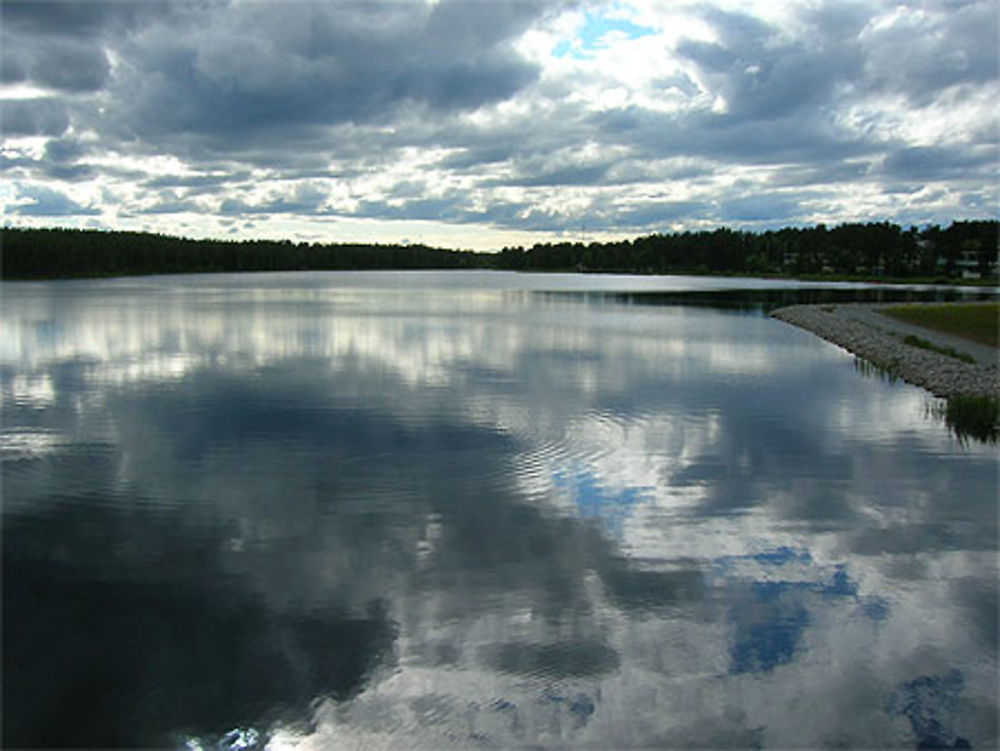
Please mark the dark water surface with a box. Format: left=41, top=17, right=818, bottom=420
left=2, top=272, right=997, bottom=749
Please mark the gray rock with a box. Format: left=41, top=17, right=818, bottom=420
left=770, top=305, right=999, bottom=399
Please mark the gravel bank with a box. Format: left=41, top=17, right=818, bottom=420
left=771, top=304, right=999, bottom=399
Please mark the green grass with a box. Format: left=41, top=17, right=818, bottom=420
left=942, top=395, right=999, bottom=444
left=902, top=334, right=976, bottom=364
left=854, top=356, right=901, bottom=383
left=882, top=303, right=999, bottom=347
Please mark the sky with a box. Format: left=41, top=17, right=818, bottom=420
left=1, top=0, right=997, bottom=250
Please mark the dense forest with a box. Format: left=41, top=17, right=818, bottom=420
left=495, top=220, right=999, bottom=280
left=0, top=228, right=484, bottom=278
left=2, top=220, right=997, bottom=281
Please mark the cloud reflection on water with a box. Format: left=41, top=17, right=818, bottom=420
left=1, top=272, right=996, bottom=748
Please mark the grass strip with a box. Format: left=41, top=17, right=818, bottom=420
left=902, top=334, right=976, bottom=364
left=882, top=303, right=998, bottom=347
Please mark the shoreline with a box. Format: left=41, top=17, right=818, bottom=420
left=770, top=304, right=999, bottom=400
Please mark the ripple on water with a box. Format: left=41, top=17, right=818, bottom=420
left=1, top=428, right=68, bottom=463
left=506, top=406, right=664, bottom=516
left=1, top=432, right=127, bottom=514
left=479, top=639, right=621, bottom=680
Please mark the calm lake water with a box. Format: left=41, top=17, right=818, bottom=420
left=2, top=271, right=997, bottom=749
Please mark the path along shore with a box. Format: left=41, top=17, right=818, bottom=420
left=770, top=303, right=999, bottom=400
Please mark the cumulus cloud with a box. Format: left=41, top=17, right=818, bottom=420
left=11, top=184, right=100, bottom=216
left=219, top=182, right=332, bottom=217
left=0, top=0, right=996, bottom=245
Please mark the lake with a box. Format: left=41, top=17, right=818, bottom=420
left=2, top=271, right=997, bottom=749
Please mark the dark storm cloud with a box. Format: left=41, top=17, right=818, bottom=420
left=1, top=98, right=69, bottom=136
left=101, top=0, right=545, bottom=145
left=1, top=37, right=110, bottom=92
left=0, top=0, right=166, bottom=35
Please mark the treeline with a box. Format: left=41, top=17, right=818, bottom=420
left=0, top=227, right=489, bottom=279
left=2, top=220, right=997, bottom=280
left=498, top=220, right=999, bottom=279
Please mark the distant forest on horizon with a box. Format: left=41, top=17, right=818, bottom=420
left=2, top=220, right=997, bottom=281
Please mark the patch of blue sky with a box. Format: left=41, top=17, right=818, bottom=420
left=729, top=574, right=860, bottom=675
left=715, top=546, right=813, bottom=570
left=552, top=9, right=657, bottom=60
left=730, top=595, right=810, bottom=674
left=720, top=553, right=876, bottom=675
left=553, top=466, right=648, bottom=534
left=714, top=550, right=860, bottom=600
left=859, top=596, right=890, bottom=622
left=887, top=670, right=971, bottom=750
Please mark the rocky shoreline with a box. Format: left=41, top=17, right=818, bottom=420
left=770, top=305, right=999, bottom=400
